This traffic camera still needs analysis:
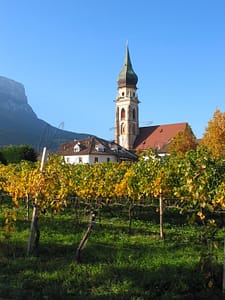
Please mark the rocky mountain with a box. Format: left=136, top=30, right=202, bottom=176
left=0, top=76, right=89, bottom=152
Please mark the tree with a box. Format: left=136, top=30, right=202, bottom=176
left=168, top=124, right=197, bottom=157
left=0, top=145, right=37, bottom=164
left=201, top=109, right=225, bottom=158
left=0, top=151, right=6, bottom=164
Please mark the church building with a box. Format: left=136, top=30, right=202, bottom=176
left=114, top=46, right=191, bottom=155
left=59, top=45, right=194, bottom=164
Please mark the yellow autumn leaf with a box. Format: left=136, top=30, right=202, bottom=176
left=197, top=211, right=205, bottom=220
left=208, top=280, right=213, bottom=288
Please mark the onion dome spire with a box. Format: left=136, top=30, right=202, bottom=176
left=117, top=45, right=138, bottom=88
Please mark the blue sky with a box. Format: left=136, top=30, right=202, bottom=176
left=0, top=0, right=224, bottom=139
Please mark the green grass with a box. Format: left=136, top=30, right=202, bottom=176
left=0, top=207, right=225, bottom=300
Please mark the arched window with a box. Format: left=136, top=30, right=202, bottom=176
left=132, top=108, right=136, bottom=120
left=121, top=123, right=125, bottom=134
left=121, top=108, right=125, bottom=120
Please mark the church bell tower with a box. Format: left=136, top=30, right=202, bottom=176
left=115, top=45, right=139, bottom=150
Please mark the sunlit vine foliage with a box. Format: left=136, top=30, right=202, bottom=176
left=0, top=145, right=225, bottom=227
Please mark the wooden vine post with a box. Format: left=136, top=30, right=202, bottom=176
left=159, top=189, right=164, bottom=240
left=128, top=201, right=134, bottom=235
left=76, top=208, right=95, bottom=263
left=26, top=194, right=30, bottom=221
left=27, top=147, right=47, bottom=255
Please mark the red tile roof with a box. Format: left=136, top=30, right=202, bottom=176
left=134, top=122, right=188, bottom=153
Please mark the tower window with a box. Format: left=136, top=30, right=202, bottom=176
left=121, top=108, right=125, bottom=120
left=121, top=123, right=125, bottom=134
left=133, top=108, right=136, bottom=120
left=122, top=92, right=124, bottom=96
left=133, top=92, right=135, bottom=96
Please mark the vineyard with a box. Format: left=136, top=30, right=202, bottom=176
left=0, top=146, right=225, bottom=299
